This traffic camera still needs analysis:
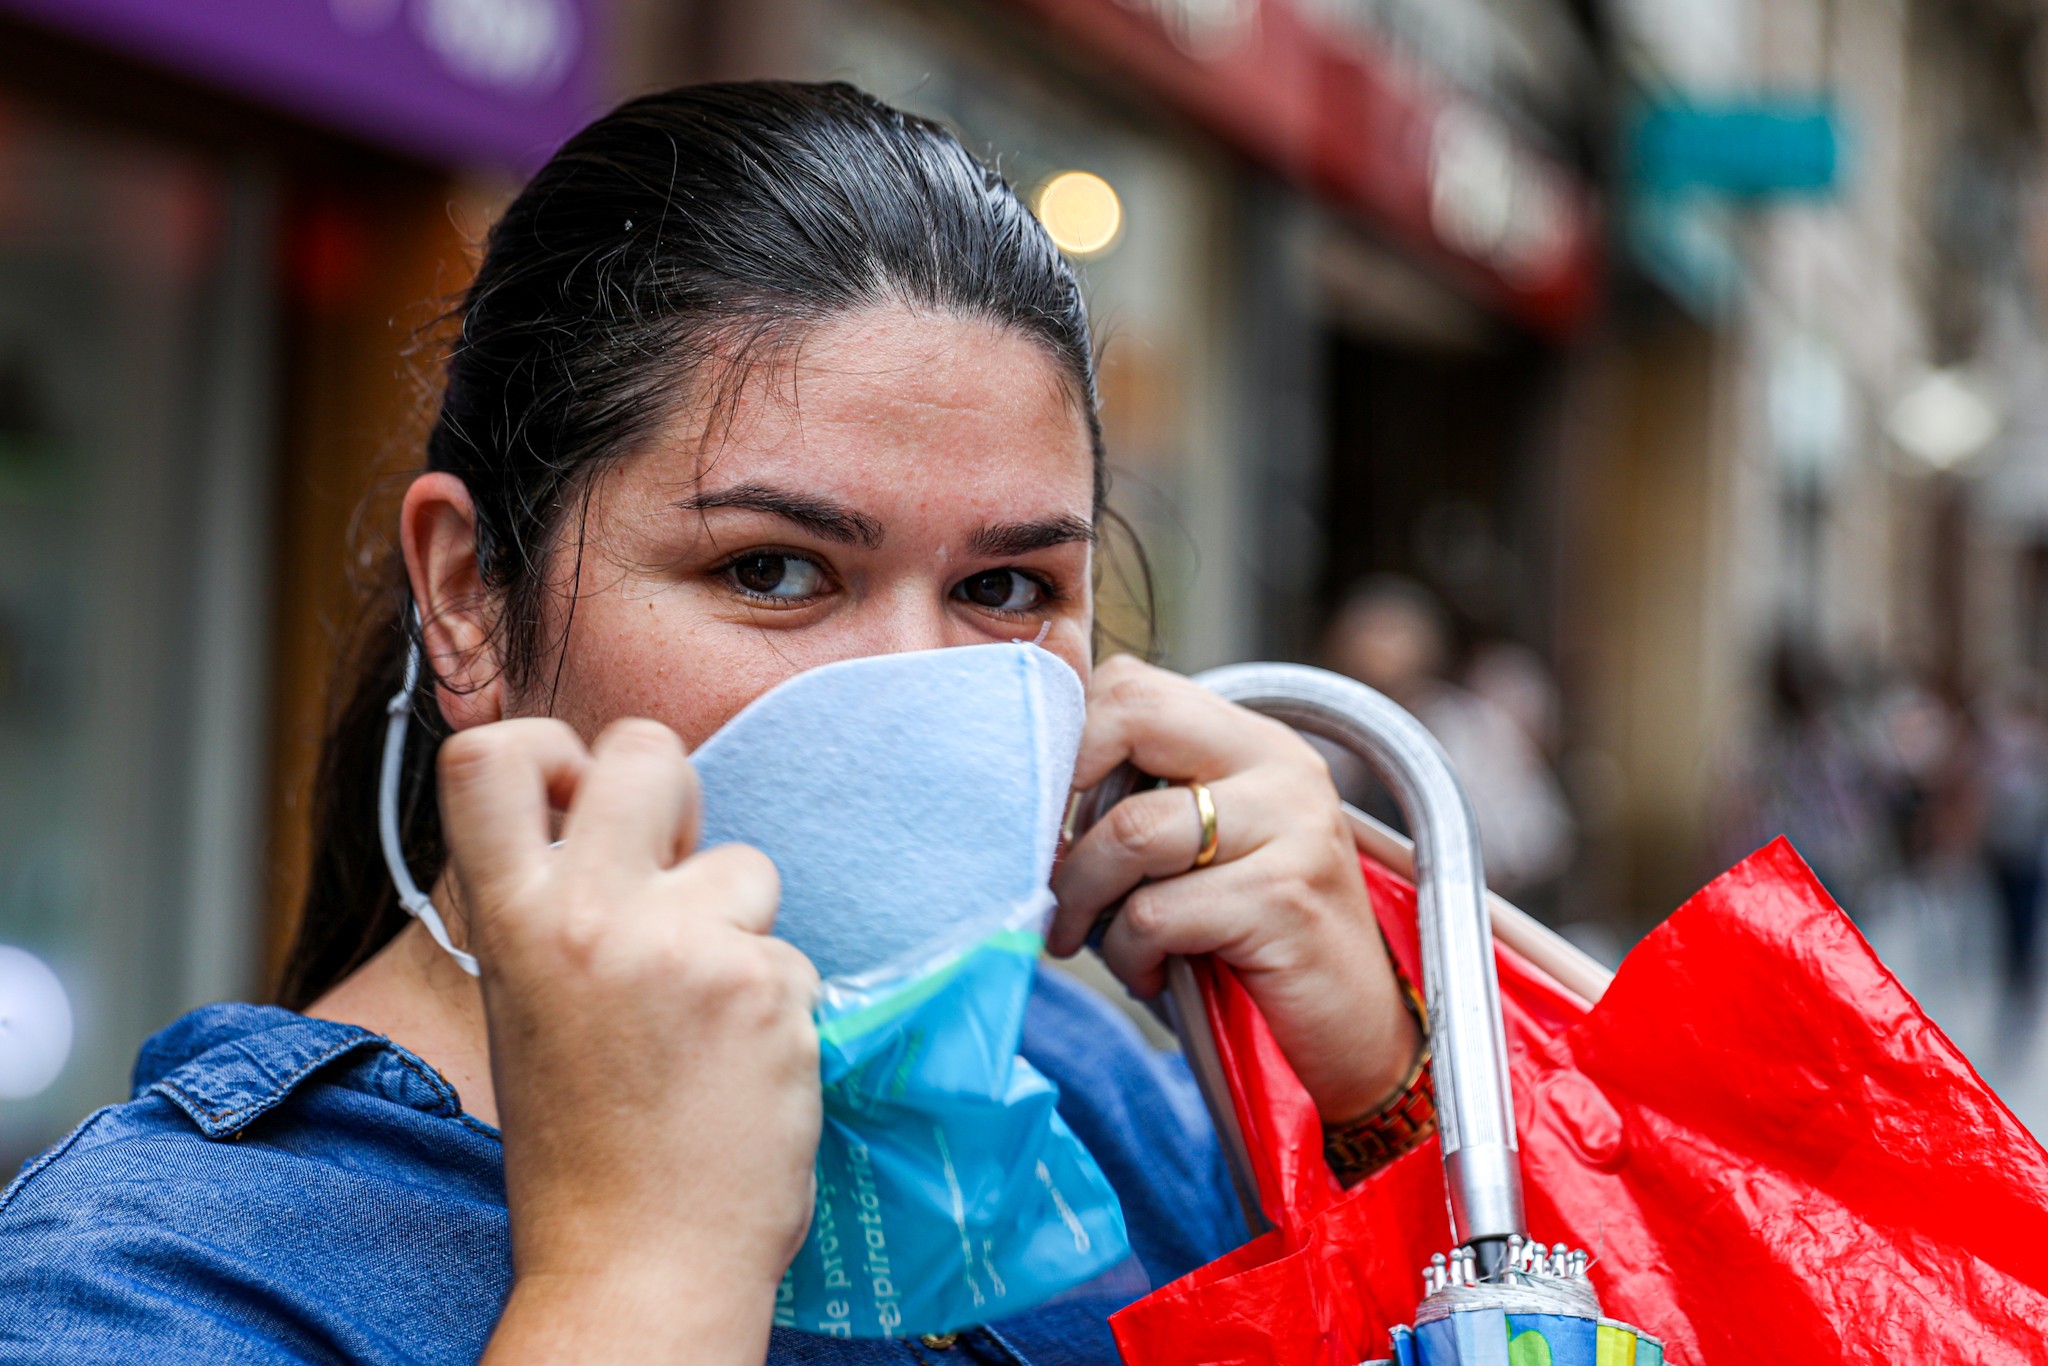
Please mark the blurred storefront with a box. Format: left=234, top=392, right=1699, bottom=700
left=0, top=0, right=608, bottom=1170
left=1567, top=0, right=2048, bottom=934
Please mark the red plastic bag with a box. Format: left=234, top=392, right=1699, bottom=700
left=1110, top=839, right=2048, bottom=1364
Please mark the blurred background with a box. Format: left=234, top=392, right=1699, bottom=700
left=5, top=0, right=2048, bottom=1171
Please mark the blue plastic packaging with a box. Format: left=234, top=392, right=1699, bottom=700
left=774, top=900, right=1130, bottom=1337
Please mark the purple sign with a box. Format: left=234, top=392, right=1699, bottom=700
left=0, top=0, right=605, bottom=169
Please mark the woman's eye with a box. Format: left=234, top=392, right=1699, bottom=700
left=955, top=569, right=1048, bottom=614
left=726, top=553, right=826, bottom=601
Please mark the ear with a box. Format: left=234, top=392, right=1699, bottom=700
left=400, top=473, right=506, bottom=731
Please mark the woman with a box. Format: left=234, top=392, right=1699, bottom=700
left=0, top=83, right=1422, bottom=1365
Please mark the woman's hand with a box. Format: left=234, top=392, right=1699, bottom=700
left=1047, top=656, right=1420, bottom=1125
left=437, top=717, right=821, bottom=1365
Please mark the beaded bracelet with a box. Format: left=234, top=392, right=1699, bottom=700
left=1322, top=968, right=1437, bottom=1185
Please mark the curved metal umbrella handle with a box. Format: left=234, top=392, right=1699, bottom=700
left=1192, top=662, right=1526, bottom=1261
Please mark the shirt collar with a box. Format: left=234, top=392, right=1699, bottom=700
left=136, top=1002, right=464, bottom=1139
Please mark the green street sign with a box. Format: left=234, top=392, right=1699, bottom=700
left=1630, top=102, right=1844, bottom=198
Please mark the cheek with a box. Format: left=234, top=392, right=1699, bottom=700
left=1046, top=623, right=1092, bottom=686
left=517, top=597, right=810, bottom=750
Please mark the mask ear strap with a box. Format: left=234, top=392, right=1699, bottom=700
left=380, top=622, right=481, bottom=977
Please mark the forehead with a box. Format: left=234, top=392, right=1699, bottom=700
left=642, top=305, right=1096, bottom=516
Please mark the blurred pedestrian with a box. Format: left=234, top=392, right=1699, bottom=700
left=1468, top=639, right=1565, bottom=760
left=1322, top=577, right=1574, bottom=900
left=1979, top=675, right=2048, bottom=997
left=1721, top=642, right=1896, bottom=911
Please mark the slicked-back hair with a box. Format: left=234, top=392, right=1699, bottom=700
left=279, top=82, right=1109, bottom=1008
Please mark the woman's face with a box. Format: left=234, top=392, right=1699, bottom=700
left=407, top=304, right=1098, bottom=749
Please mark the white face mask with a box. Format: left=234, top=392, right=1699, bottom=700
left=688, top=641, right=1084, bottom=980
left=379, top=639, right=1085, bottom=980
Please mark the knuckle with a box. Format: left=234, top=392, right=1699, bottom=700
left=1106, top=798, right=1166, bottom=859
left=598, top=716, right=683, bottom=761
left=788, top=1021, right=821, bottom=1068
left=720, top=948, right=782, bottom=998
left=694, top=842, right=782, bottom=902
left=1274, top=868, right=1316, bottom=913
left=676, top=939, right=758, bottom=999
left=436, top=725, right=500, bottom=782
left=725, top=841, right=782, bottom=888
left=1120, top=888, right=1172, bottom=941
left=705, top=946, right=815, bottom=1032
left=1093, top=653, right=1160, bottom=705
left=765, top=939, right=820, bottom=992
left=510, top=716, right=581, bottom=746
left=439, top=717, right=583, bottom=787
left=1105, top=673, right=1155, bottom=713
left=546, top=898, right=610, bottom=963
left=1269, top=864, right=1329, bottom=924
left=1278, top=735, right=1335, bottom=786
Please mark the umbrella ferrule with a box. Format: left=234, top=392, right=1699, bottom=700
left=1444, top=1143, right=1525, bottom=1248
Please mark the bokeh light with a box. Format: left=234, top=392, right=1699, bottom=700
left=0, top=946, right=72, bottom=1100
left=1888, top=369, right=2001, bottom=471
left=1034, top=170, right=1122, bottom=257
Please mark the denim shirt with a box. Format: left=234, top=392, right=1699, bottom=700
left=0, top=968, right=1242, bottom=1365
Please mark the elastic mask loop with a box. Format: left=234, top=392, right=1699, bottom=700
left=380, top=624, right=480, bottom=977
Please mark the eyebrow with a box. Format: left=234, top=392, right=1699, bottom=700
left=968, top=514, right=1097, bottom=558
left=673, top=483, right=885, bottom=549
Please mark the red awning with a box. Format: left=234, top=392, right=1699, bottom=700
left=1001, top=0, right=1602, bottom=338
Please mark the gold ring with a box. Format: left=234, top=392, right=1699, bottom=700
left=1188, top=779, right=1220, bottom=870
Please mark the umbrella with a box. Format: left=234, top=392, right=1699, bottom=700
left=1182, top=664, right=1665, bottom=1364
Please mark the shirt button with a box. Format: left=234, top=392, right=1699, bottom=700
left=918, top=1332, right=959, bottom=1349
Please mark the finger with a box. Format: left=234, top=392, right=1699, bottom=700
left=438, top=719, right=593, bottom=892
left=1095, top=869, right=1260, bottom=999
left=759, top=935, right=822, bottom=1002
left=1073, top=656, right=1293, bottom=793
left=558, top=718, right=702, bottom=876
left=1046, top=775, right=1274, bottom=957
left=663, top=841, right=783, bottom=937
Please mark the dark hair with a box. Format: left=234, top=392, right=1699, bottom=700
left=278, top=81, right=1119, bottom=1008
